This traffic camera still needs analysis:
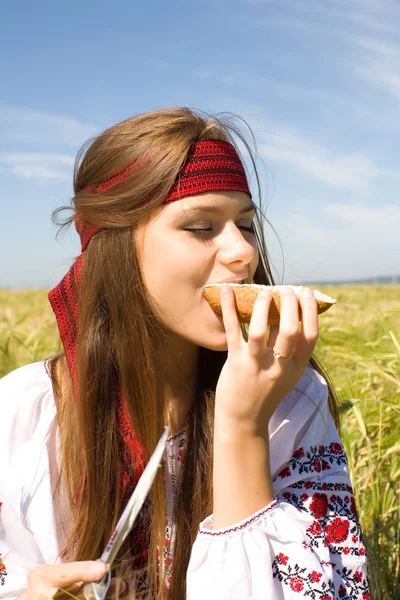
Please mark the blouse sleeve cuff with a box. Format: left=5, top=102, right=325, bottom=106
left=198, top=498, right=279, bottom=536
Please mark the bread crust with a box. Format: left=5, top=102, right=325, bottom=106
left=204, top=284, right=336, bottom=326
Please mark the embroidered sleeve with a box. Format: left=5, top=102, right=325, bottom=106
left=188, top=445, right=369, bottom=599
left=273, top=443, right=369, bottom=599
left=0, top=361, right=60, bottom=598
left=187, top=370, right=369, bottom=600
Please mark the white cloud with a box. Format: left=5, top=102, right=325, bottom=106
left=0, top=106, right=99, bottom=147
left=0, top=153, right=75, bottom=166
left=283, top=203, right=399, bottom=248
left=345, top=11, right=398, bottom=33
left=270, top=202, right=400, bottom=282
left=12, top=164, right=71, bottom=182
left=194, top=69, right=214, bottom=80
left=214, top=101, right=394, bottom=191
left=349, top=35, right=400, bottom=99
left=0, top=152, right=75, bottom=183
left=322, top=203, right=400, bottom=240
left=244, top=0, right=400, bottom=100
left=355, top=65, right=400, bottom=99
left=255, top=126, right=383, bottom=191
left=351, top=36, right=400, bottom=59
left=261, top=144, right=379, bottom=191
left=221, top=73, right=241, bottom=85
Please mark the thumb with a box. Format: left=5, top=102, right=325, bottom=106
left=21, top=561, right=109, bottom=600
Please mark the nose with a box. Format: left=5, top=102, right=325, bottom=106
left=217, top=223, right=257, bottom=269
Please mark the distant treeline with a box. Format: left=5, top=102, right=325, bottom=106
left=302, top=274, right=399, bottom=286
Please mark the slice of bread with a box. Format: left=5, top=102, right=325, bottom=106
left=204, top=284, right=336, bottom=326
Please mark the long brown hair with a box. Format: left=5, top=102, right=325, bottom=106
left=49, top=107, right=340, bottom=600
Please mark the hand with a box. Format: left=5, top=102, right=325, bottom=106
left=215, top=285, right=319, bottom=437
left=20, top=561, right=125, bottom=600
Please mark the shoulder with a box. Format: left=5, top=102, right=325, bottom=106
left=0, top=359, right=53, bottom=403
left=0, top=360, right=56, bottom=442
left=0, top=361, right=61, bottom=567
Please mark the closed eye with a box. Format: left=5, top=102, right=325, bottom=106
left=184, top=226, right=254, bottom=235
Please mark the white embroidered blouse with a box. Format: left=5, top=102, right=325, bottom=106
left=0, top=361, right=369, bottom=600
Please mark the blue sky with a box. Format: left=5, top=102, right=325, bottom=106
left=1, top=0, right=399, bottom=288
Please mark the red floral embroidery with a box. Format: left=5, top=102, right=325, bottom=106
left=325, top=517, right=349, bottom=544
left=276, top=553, right=289, bottom=565
left=290, top=576, right=304, bottom=592
left=309, top=493, right=329, bottom=518
left=313, top=459, right=322, bottom=472
left=293, top=448, right=305, bottom=458
left=272, top=557, right=334, bottom=598
left=336, top=567, right=370, bottom=598
left=280, top=466, right=291, bottom=478
left=329, top=442, right=343, bottom=455
left=156, top=518, right=174, bottom=583
left=308, top=520, right=323, bottom=535
left=273, top=553, right=369, bottom=599
left=279, top=481, right=366, bottom=559
left=277, top=443, right=347, bottom=479
left=0, top=556, right=7, bottom=586
left=273, top=439, right=369, bottom=597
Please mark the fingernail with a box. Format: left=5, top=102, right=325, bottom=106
left=105, top=563, right=111, bottom=573
left=222, top=283, right=230, bottom=295
left=303, top=287, right=314, bottom=298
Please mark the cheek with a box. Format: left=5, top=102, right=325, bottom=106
left=138, top=241, right=204, bottom=320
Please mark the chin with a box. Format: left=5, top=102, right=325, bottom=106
left=178, top=328, right=228, bottom=352
left=197, top=333, right=229, bottom=352
left=201, top=341, right=228, bottom=352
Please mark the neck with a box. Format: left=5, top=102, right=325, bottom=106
left=157, top=334, right=200, bottom=435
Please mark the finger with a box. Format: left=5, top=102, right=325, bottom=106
left=273, top=288, right=299, bottom=357
left=267, top=325, right=279, bottom=349
left=20, top=570, right=57, bottom=600
left=31, top=561, right=109, bottom=590
left=295, top=287, right=319, bottom=366
left=220, top=284, right=243, bottom=351
left=247, top=289, right=272, bottom=356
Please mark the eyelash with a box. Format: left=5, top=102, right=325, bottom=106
left=184, top=226, right=255, bottom=235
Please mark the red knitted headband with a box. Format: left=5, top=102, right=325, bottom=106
left=78, top=139, right=251, bottom=251
left=48, top=138, right=251, bottom=566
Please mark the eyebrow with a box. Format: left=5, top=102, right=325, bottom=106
left=179, top=203, right=256, bottom=216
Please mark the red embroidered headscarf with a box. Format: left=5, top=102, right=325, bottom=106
left=48, top=138, right=251, bottom=562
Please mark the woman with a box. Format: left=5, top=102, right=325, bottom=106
left=0, top=107, right=369, bottom=599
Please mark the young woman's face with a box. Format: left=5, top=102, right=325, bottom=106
left=135, top=191, right=259, bottom=351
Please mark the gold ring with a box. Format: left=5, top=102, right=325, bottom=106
left=273, top=347, right=293, bottom=360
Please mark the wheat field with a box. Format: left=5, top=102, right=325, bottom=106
left=1, top=285, right=399, bottom=599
